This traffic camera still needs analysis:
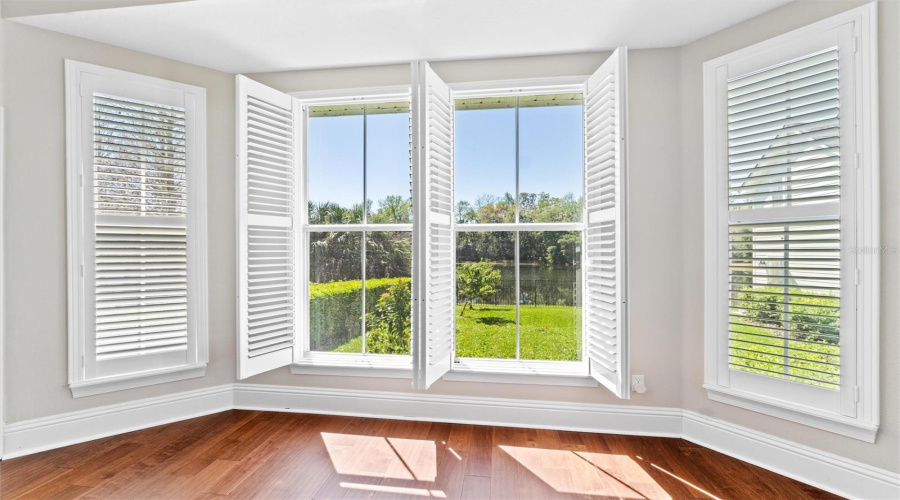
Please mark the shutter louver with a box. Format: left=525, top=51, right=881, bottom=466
left=584, top=48, right=630, bottom=398
left=727, top=50, right=841, bottom=210
left=94, top=225, right=188, bottom=359
left=726, top=49, right=842, bottom=390
left=412, top=61, right=455, bottom=390
left=93, top=94, right=187, bottom=216
left=237, top=76, right=299, bottom=379
left=91, top=94, right=190, bottom=366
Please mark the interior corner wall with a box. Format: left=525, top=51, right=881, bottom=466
left=678, top=0, right=900, bottom=473
left=242, top=48, right=686, bottom=409
left=0, top=20, right=237, bottom=423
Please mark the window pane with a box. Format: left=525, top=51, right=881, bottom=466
left=519, top=94, right=583, bottom=223
left=308, top=105, right=363, bottom=224
left=454, top=99, right=516, bottom=224
left=366, top=102, right=412, bottom=224
left=455, top=231, right=516, bottom=358
left=365, top=231, right=412, bottom=354
left=519, top=231, right=582, bottom=361
left=309, top=231, right=362, bottom=352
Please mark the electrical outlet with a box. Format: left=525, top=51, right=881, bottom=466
left=631, top=375, right=646, bottom=393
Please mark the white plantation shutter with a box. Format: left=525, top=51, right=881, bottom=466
left=726, top=49, right=846, bottom=393
left=67, top=61, right=208, bottom=390
left=411, top=61, right=455, bottom=390
left=583, top=48, right=630, bottom=398
left=708, top=26, right=862, bottom=417
left=236, top=76, right=300, bottom=379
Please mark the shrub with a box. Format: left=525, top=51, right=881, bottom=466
left=731, top=285, right=839, bottom=341
left=366, top=280, right=412, bottom=354
left=457, top=260, right=502, bottom=316
left=309, top=277, right=411, bottom=351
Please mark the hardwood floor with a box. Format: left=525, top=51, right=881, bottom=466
left=0, top=410, right=840, bottom=499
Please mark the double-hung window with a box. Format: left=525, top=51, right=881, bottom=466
left=236, top=50, right=632, bottom=398
left=66, top=61, right=208, bottom=397
left=703, top=4, right=879, bottom=440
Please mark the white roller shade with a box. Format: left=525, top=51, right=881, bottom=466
left=236, top=75, right=301, bottom=379
left=584, top=48, right=630, bottom=398
left=411, top=61, right=455, bottom=390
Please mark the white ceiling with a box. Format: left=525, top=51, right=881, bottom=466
left=11, top=0, right=793, bottom=74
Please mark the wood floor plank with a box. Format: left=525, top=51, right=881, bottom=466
left=0, top=410, right=843, bottom=500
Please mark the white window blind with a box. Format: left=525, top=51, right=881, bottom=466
left=236, top=75, right=301, bottom=379
left=411, top=61, right=455, bottom=390
left=67, top=61, right=208, bottom=396
left=726, top=49, right=843, bottom=390
left=583, top=47, right=630, bottom=398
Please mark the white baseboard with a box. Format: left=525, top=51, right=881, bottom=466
left=683, top=411, right=900, bottom=500
left=232, top=383, right=684, bottom=437
left=3, top=383, right=897, bottom=500
left=1, top=384, right=233, bottom=460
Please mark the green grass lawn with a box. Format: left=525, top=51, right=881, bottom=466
left=456, top=305, right=581, bottom=360
left=332, top=304, right=582, bottom=360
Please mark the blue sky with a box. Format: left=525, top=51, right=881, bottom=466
left=307, top=103, right=583, bottom=209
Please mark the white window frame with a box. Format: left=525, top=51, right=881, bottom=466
left=256, top=71, right=627, bottom=391
left=288, top=86, right=416, bottom=378
left=442, top=77, right=598, bottom=387
left=65, top=61, right=209, bottom=397
left=702, top=4, right=879, bottom=441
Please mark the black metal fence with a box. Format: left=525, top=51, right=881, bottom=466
left=457, top=278, right=580, bottom=307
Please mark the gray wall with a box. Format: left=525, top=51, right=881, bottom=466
left=1, top=0, right=896, bottom=476
left=0, top=20, right=237, bottom=421
left=678, top=0, right=899, bottom=473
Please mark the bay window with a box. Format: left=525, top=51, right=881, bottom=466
left=236, top=49, right=631, bottom=398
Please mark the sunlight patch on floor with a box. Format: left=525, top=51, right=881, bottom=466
left=321, top=432, right=438, bottom=481
left=500, top=445, right=672, bottom=499
left=339, top=482, right=447, bottom=497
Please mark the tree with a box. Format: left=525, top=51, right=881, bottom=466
left=456, top=260, right=502, bottom=316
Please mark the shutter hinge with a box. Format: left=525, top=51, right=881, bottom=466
left=855, top=386, right=860, bottom=402
left=853, top=36, right=859, bottom=54
left=79, top=83, right=83, bottom=97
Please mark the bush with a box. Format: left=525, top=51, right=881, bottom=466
left=457, top=260, right=502, bottom=316
left=731, top=285, right=839, bottom=341
left=309, top=277, right=411, bottom=351
left=366, top=280, right=412, bottom=354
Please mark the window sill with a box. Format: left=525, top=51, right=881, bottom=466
left=704, top=384, right=878, bottom=442
left=444, top=359, right=597, bottom=387
left=69, top=363, right=207, bottom=398
left=291, top=354, right=412, bottom=379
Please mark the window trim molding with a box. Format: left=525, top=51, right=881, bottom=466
left=65, top=60, right=209, bottom=397
left=702, top=3, right=879, bottom=440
